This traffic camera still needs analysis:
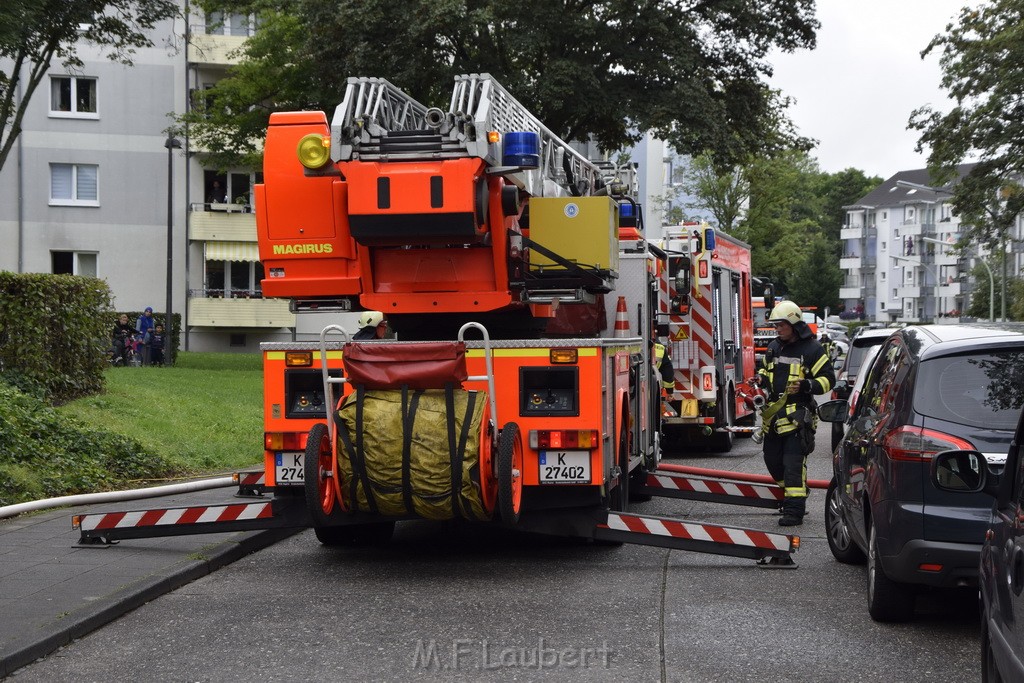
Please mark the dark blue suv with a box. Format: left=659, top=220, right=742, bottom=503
left=932, top=395, right=1024, bottom=680
left=818, top=324, right=1024, bottom=622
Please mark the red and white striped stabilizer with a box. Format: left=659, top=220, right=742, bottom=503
left=235, top=472, right=265, bottom=488
left=75, top=502, right=273, bottom=532
left=600, top=512, right=796, bottom=556
left=645, top=471, right=783, bottom=506
left=613, top=296, right=630, bottom=337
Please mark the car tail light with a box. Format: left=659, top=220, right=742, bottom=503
left=881, top=425, right=975, bottom=462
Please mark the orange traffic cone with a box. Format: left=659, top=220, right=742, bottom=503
left=614, top=296, right=629, bottom=337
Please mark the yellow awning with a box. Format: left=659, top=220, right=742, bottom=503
left=205, top=241, right=260, bottom=262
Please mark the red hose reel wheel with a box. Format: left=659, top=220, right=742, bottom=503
left=304, top=423, right=340, bottom=525
left=497, top=421, right=524, bottom=525
left=477, top=402, right=498, bottom=518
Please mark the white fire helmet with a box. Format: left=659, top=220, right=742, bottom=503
left=767, top=300, right=802, bottom=325
left=357, top=310, right=384, bottom=328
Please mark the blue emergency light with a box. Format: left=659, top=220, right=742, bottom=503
left=503, top=132, right=540, bottom=168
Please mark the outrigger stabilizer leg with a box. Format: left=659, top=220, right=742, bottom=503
left=594, top=511, right=799, bottom=566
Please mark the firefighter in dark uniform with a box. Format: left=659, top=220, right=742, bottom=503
left=756, top=300, right=834, bottom=526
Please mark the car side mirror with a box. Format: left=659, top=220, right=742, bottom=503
left=816, top=399, right=848, bottom=423
left=832, top=379, right=851, bottom=400
left=930, top=450, right=997, bottom=497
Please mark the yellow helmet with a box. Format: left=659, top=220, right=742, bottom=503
left=357, top=310, right=384, bottom=328
left=768, top=300, right=802, bottom=325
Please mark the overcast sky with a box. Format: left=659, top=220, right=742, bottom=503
left=768, top=0, right=974, bottom=179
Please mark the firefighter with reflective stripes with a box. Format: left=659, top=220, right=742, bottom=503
left=654, top=340, right=675, bottom=392
left=755, top=300, right=834, bottom=526
left=653, top=339, right=676, bottom=420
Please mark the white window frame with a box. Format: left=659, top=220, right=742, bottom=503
left=49, top=76, right=99, bottom=119
left=50, top=163, right=99, bottom=206
left=52, top=250, right=98, bottom=277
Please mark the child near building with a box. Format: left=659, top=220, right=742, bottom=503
left=148, top=323, right=166, bottom=366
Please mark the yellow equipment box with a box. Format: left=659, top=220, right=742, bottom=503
left=528, top=197, right=619, bottom=273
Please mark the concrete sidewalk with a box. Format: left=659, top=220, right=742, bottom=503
left=0, top=488, right=300, bottom=677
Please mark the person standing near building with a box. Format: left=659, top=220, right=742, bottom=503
left=148, top=323, right=166, bottom=366
left=136, top=307, right=155, bottom=365
left=755, top=300, right=834, bottom=526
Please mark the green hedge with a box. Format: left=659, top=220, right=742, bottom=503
left=0, top=273, right=113, bottom=402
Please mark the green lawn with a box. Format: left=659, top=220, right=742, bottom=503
left=57, top=351, right=265, bottom=477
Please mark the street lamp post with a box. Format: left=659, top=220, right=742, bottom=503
left=921, top=235, right=994, bottom=321
left=891, top=254, right=940, bottom=323
left=164, top=135, right=182, bottom=362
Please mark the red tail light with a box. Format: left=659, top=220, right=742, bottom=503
left=532, top=429, right=600, bottom=450
left=881, top=425, right=974, bottom=462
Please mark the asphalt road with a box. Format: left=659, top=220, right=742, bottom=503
left=11, top=426, right=979, bottom=682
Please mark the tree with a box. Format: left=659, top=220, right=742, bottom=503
left=787, top=234, right=843, bottom=315
left=676, top=153, right=750, bottom=232
left=184, top=0, right=818, bottom=170
left=736, top=149, right=824, bottom=292
left=910, top=1, right=1024, bottom=319
left=816, top=168, right=883, bottom=253
left=0, top=0, right=179, bottom=174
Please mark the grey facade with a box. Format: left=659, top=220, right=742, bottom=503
left=0, top=8, right=348, bottom=354
left=839, top=164, right=1023, bottom=323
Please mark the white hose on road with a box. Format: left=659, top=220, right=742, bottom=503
left=0, top=476, right=235, bottom=520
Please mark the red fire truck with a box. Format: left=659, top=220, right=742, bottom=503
left=658, top=224, right=758, bottom=452
left=73, top=75, right=798, bottom=567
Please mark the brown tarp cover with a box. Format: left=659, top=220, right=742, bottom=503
left=337, top=388, right=489, bottom=520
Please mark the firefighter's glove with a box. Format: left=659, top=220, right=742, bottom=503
left=786, top=379, right=813, bottom=395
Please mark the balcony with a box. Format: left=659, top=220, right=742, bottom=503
left=187, top=33, right=247, bottom=66
left=189, top=295, right=294, bottom=328
left=190, top=204, right=256, bottom=241
left=839, top=286, right=863, bottom=299
left=939, top=282, right=962, bottom=296
left=840, top=256, right=861, bottom=270
left=901, top=221, right=922, bottom=236
left=840, top=226, right=863, bottom=240
left=896, top=286, right=922, bottom=298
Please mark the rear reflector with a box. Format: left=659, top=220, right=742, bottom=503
left=918, top=563, right=943, bottom=573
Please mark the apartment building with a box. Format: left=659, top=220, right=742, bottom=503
left=837, top=163, right=1024, bottom=323
left=0, top=7, right=347, bottom=354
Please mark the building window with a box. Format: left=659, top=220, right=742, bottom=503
left=204, top=170, right=255, bottom=208
left=50, top=76, right=97, bottom=118
left=204, top=259, right=263, bottom=298
left=51, top=251, right=97, bottom=276
left=205, top=11, right=253, bottom=36
left=881, top=241, right=886, bottom=251
left=881, top=272, right=886, bottom=281
left=50, top=163, right=98, bottom=205
left=229, top=334, right=247, bottom=347
left=880, top=302, right=886, bottom=310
